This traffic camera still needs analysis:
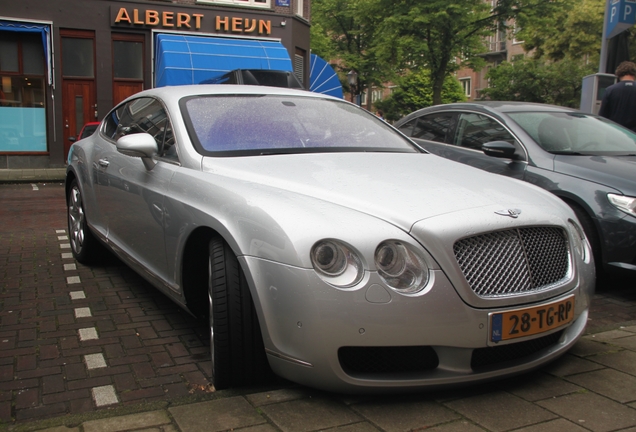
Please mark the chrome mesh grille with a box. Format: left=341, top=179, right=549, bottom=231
left=453, top=227, right=569, bottom=298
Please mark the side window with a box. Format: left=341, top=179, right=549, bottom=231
left=107, top=97, right=178, bottom=161
left=397, top=119, right=417, bottom=137
left=454, top=113, right=516, bottom=150
left=412, top=113, right=454, bottom=143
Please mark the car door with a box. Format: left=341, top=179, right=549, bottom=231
left=402, top=111, right=528, bottom=180
left=93, top=97, right=179, bottom=282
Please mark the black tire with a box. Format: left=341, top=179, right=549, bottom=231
left=208, top=237, right=271, bottom=389
left=67, top=179, right=102, bottom=264
left=569, top=203, right=604, bottom=279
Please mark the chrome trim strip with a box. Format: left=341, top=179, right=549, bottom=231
left=266, top=349, right=314, bottom=368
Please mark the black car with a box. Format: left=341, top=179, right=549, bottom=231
left=199, top=69, right=304, bottom=89
left=395, top=101, right=636, bottom=278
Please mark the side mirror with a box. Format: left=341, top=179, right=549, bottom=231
left=482, top=141, right=518, bottom=159
left=116, top=133, right=158, bottom=170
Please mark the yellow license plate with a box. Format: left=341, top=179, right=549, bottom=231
left=490, top=296, right=575, bottom=342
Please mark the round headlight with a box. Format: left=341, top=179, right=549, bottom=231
left=312, top=241, right=346, bottom=276
left=375, top=241, right=429, bottom=294
left=311, top=240, right=363, bottom=287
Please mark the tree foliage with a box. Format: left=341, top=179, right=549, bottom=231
left=310, top=0, right=388, bottom=99
left=515, top=0, right=604, bottom=63
left=374, top=0, right=559, bottom=105
left=374, top=71, right=467, bottom=122
left=481, top=58, right=596, bottom=107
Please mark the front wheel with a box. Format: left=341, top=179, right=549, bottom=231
left=67, top=179, right=102, bottom=264
left=208, top=237, right=271, bottom=389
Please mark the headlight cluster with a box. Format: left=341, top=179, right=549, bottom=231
left=567, top=219, right=587, bottom=261
left=310, top=240, right=364, bottom=287
left=608, top=193, right=636, bottom=218
left=375, top=241, right=429, bottom=293
left=310, top=239, right=430, bottom=294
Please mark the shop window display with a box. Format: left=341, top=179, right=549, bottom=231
left=0, top=31, right=47, bottom=152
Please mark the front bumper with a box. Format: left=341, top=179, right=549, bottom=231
left=240, top=257, right=593, bottom=394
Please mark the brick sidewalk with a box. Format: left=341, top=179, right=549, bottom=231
left=1, top=182, right=636, bottom=432
left=0, top=183, right=216, bottom=424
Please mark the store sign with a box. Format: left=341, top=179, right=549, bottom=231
left=111, top=7, right=272, bottom=35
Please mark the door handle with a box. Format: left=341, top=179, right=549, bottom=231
left=98, top=159, right=110, bottom=167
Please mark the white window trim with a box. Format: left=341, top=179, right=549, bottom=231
left=460, top=77, right=471, bottom=97
left=296, top=0, right=303, bottom=17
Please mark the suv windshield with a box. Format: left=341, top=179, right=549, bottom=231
left=181, top=95, right=419, bottom=155
left=508, top=111, right=636, bottom=155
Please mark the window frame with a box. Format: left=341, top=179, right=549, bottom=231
left=101, top=96, right=179, bottom=162
left=459, top=78, right=472, bottom=98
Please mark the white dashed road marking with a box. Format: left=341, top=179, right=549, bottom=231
left=85, top=353, right=107, bottom=370
left=69, top=291, right=86, bottom=300
left=67, top=276, right=81, bottom=284
left=92, top=385, right=118, bottom=406
left=79, top=327, right=98, bottom=341
left=74, top=307, right=92, bottom=318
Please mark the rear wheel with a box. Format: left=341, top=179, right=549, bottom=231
left=67, top=179, right=102, bottom=264
left=208, top=237, right=271, bottom=389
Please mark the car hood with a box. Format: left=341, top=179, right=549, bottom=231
left=554, top=154, right=636, bottom=196
left=202, top=152, right=561, bottom=230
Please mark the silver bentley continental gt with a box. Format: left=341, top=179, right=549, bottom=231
left=65, top=85, right=595, bottom=393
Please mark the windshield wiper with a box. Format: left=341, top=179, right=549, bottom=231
left=551, top=151, right=585, bottom=155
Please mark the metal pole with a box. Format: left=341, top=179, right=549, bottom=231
left=599, top=0, right=611, bottom=73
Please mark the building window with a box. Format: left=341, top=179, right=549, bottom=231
left=196, top=0, right=270, bottom=9
left=296, top=0, right=303, bottom=17
left=0, top=30, right=47, bottom=152
left=294, top=50, right=305, bottom=84
left=371, top=88, right=383, bottom=103
left=460, top=78, right=471, bottom=97
left=513, top=23, right=523, bottom=44
left=112, top=33, right=144, bottom=105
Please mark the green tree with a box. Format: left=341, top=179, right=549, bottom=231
left=310, top=0, right=388, bottom=104
left=375, top=0, right=558, bottom=105
left=375, top=70, right=467, bottom=122
left=481, top=58, right=595, bottom=107
left=516, top=0, right=604, bottom=63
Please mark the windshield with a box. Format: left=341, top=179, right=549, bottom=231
left=508, top=111, right=636, bottom=155
left=181, top=95, right=419, bottom=155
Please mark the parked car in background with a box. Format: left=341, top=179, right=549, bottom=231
left=66, top=87, right=594, bottom=393
left=69, top=121, right=100, bottom=143
left=395, top=102, right=636, bottom=279
left=199, top=69, right=304, bottom=89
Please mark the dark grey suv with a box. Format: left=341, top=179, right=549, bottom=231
left=395, top=101, right=636, bottom=278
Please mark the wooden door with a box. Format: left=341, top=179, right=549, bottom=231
left=113, top=82, right=143, bottom=106
left=63, top=80, right=96, bottom=159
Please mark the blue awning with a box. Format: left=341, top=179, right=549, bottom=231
left=155, top=34, right=293, bottom=87
left=309, top=54, right=343, bottom=99
left=0, top=20, right=52, bottom=85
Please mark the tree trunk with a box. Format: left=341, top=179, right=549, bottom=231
left=432, top=72, right=446, bottom=106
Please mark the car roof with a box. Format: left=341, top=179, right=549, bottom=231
left=124, top=84, right=334, bottom=103
left=397, top=101, right=578, bottom=125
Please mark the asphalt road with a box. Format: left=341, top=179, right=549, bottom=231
left=1, top=182, right=636, bottom=431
